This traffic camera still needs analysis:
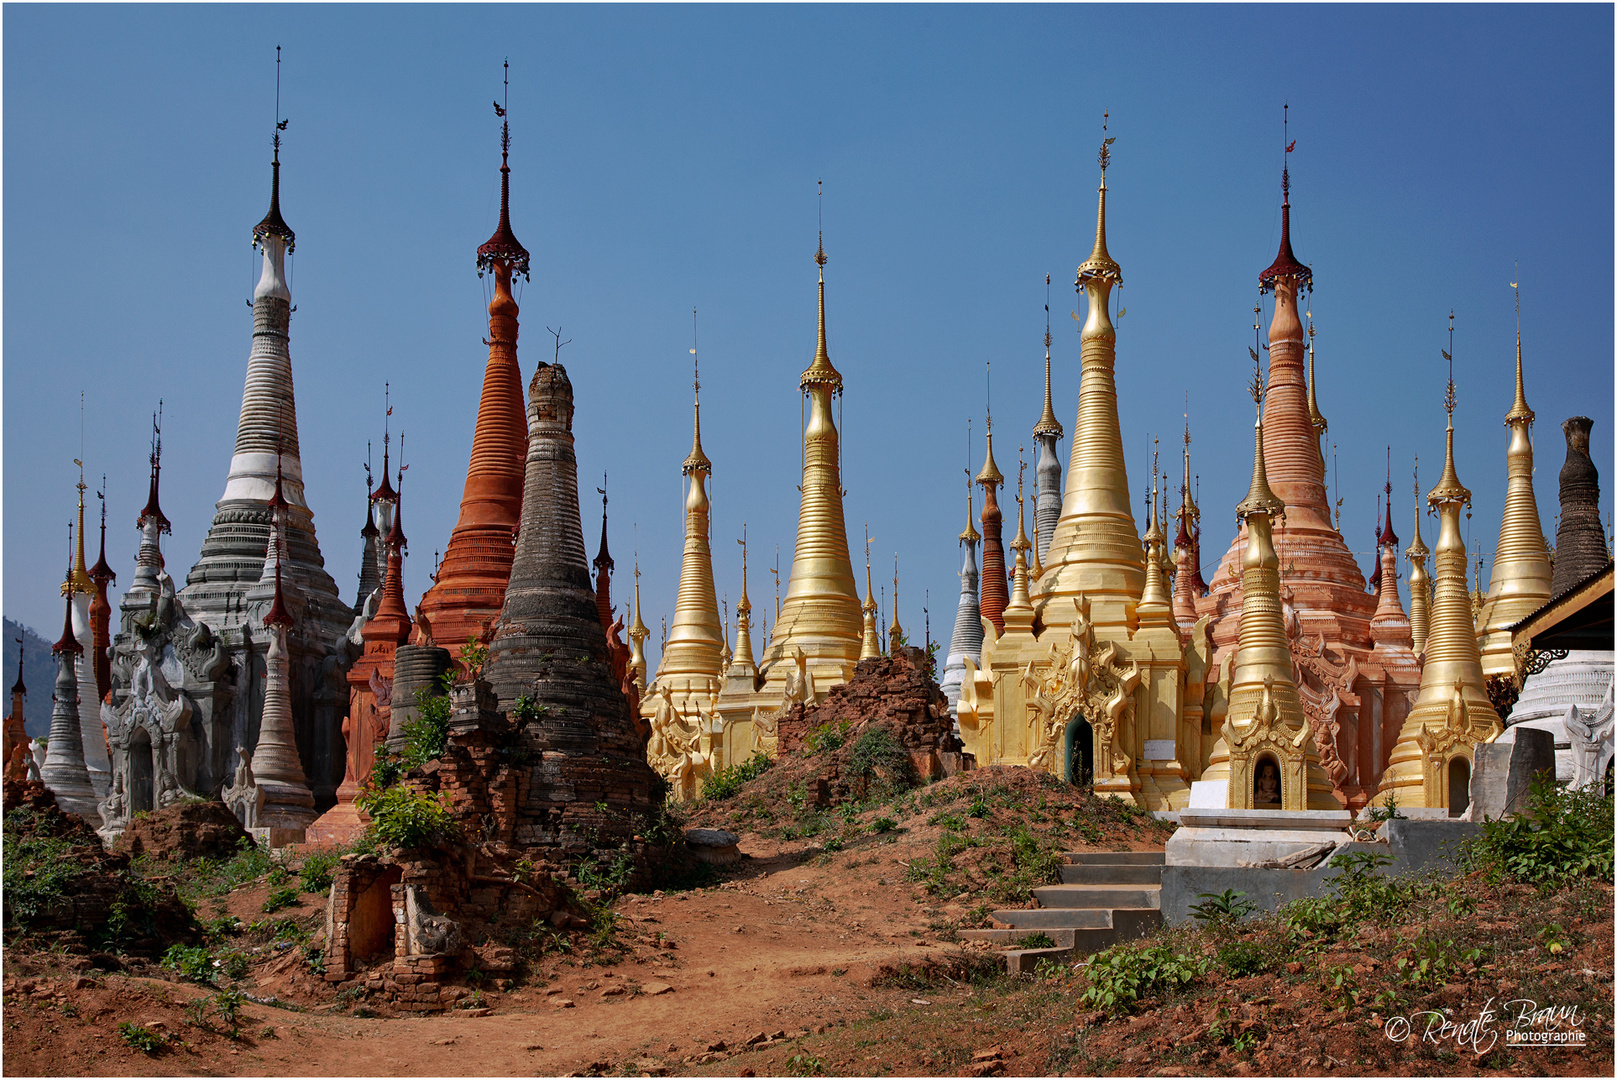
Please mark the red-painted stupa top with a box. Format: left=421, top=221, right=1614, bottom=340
left=476, top=66, right=530, bottom=281
left=51, top=589, right=82, bottom=656
left=1259, top=118, right=1311, bottom=295
left=264, top=556, right=295, bottom=630
left=89, top=502, right=116, bottom=587
left=1378, top=481, right=1399, bottom=548
left=370, top=438, right=398, bottom=506
left=139, top=417, right=171, bottom=535
left=12, top=643, right=26, bottom=697
left=384, top=483, right=407, bottom=554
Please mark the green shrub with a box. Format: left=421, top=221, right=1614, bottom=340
left=357, top=786, right=460, bottom=850
left=804, top=720, right=852, bottom=755
left=262, top=885, right=299, bottom=913
left=871, top=816, right=897, bottom=833
left=846, top=726, right=917, bottom=795
left=1080, top=942, right=1207, bottom=1014
left=298, top=850, right=341, bottom=894
left=1, top=814, right=82, bottom=928
left=1463, top=774, right=1614, bottom=886
left=162, top=944, right=218, bottom=984
left=185, top=988, right=246, bottom=1037
left=401, top=672, right=454, bottom=769
left=1013, top=932, right=1057, bottom=949
left=1216, top=939, right=1269, bottom=977
left=1189, top=889, right=1257, bottom=926
left=700, top=753, right=773, bottom=800
left=117, top=1022, right=166, bottom=1054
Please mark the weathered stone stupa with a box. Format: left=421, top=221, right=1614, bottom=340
left=42, top=581, right=101, bottom=827
left=174, top=116, right=352, bottom=806
left=483, top=362, right=660, bottom=847
left=940, top=482, right=982, bottom=715
left=414, top=76, right=531, bottom=659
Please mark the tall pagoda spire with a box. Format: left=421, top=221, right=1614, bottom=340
left=652, top=319, right=725, bottom=697
left=1032, top=274, right=1064, bottom=569
left=1172, top=413, right=1207, bottom=632
left=354, top=463, right=382, bottom=615
left=179, top=44, right=349, bottom=780
left=1371, top=458, right=1413, bottom=647
left=760, top=192, right=862, bottom=688
left=416, top=62, right=532, bottom=653
left=65, top=449, right=109, bottom=798
left=1378, top=315, right=1502, bottom=810
left=1305, top=315, right=1327, bottom=474
left=42, top=546, right=100, bottom=826
left=129, top=402, right=169, bottom=603
left=941, top=464, right=983, bottom=714
left=1036, top=114, right=1146, bottom=634
left=1478, top=282, right=1553, bottom=676
left=1205, top=353, right=1336, bottom=809
left=88, top=478, right=117, bottom=706
left=860, top=529, right=880, bottom=661
left=628, top=556, right=650, bottom=696
left=1137, top=444, right=1176, bottom=631
left=1406, top=459, right=1432, bottom=655
left=977, top=375, right=1008, bottom=635
left=1197, top=113, right=1376, bottom=682
left=732, top=528, right=757, bottom=678
left=593, top=474, right=615, bottom=634
left=370, top=385, right=400, bottom=587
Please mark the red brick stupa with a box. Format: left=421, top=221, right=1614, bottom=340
left=308, top=472, right=414, bottom=844
left=1196, top=124, right=1417, bottom=809
left=415, top=68, right=530, bottom=660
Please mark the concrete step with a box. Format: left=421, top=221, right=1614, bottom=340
left=1031, top=883, right=1161, bottom=910
left=959, top=927, right=1078, bottom=949
left=992, top=909, right=1166, bottom=974
left=988, top=907, right=1114, bottom=930
left=1058, top=862, right=1164, bottom=885
left=1063, top=850, right=1165, bottom=866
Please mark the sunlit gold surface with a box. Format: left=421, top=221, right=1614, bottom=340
left=652, top=393, right=725, bottom=698
left=1377, top=423, right=1502, bottom=809
left=1476, top=338, right=1552, bottom=677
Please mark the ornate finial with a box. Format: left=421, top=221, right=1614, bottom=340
left=1333, top=442, right=1343, bottom=532
left=1443, top=310, right=1457, bottom=420
left=771, top=545, right=781, bottom=621
left=1076, top=113, right=1122, bottom=289
left=1430, top=312, right=1471, bottom=507
left=801, top=183, right=842, bottom=391
left=1378, top=447, right=1399, bottom=548
left=1033, top=275, right=1063, bottom=439
left=737, top=523, right=751, bottom=609
left=1259, top=103, right=1310, bottom=294
left=1505, top=275, right=1533, bottom=425
left=816, top=179, right=826, bottom=270
left=477, top=60, right=530, bottom=280
left=684, top=309, right=711, bottom=475
left=253, top=46, right=295, bottom=253
left=862, top=525, right=877, bottom=616
left=960, top=419, right=980, bottom=544
left=1238, top=326, right=1284, bottom=521
left=977, top=365, right=1004, bottom=488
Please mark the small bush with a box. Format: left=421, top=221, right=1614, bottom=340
left=298, top=850, right=341, bottom=894
left=846, top=726, right=918, bottom=796
left=1463, top=774, right=1614, bottom=886
left=162, top=944, right=217, bottom=984
left=701, top=753, right=773, bottom=800
left=871, top=816, right=897, bottom=833
left=262, top=884, right=299, bottom=913
left=1189, top=889, right=1257, bottom=926
left=1013, top=932, right=1057, bottom=949
left=1080, top=942, right=1207, bottom=1014
left=1216, top=939, right=1269, bottom=977
left=804, top=719, right=852, bottom=755
left=357, top=786, right=460, bottom=850
left=117, top=1022, right=166, bottom=1054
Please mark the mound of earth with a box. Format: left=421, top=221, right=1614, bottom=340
left=2, top=779, right=200, bottom=956
left=113, top=797, right=252, bottom=861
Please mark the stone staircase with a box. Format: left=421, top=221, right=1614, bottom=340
left=959, top=851, right=1164, bottom=973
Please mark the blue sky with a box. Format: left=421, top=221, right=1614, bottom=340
left=5, top=4, right=1612, bottom=658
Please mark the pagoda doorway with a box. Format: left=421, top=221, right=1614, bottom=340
left=1447, top=757, right=1471, bottom=818
left=129, top=728, right=155, bottom=815
left=1064, top=715, right=1093, bottom=788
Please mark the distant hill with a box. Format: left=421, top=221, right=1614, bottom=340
left=3, top=617, right=62, bottom=738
